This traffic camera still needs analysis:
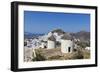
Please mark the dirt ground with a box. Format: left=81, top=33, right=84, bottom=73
left=33, top=48, right=90, bottom=61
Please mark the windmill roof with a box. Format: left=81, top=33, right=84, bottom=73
left=48, top=35, right=56, bottom=41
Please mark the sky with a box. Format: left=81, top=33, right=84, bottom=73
left=24, top=11, right=90, bottom=34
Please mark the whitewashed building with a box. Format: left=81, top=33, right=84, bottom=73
left=85, top=47, right=90, bottom=50
left=61, top=33, right=74, bottom=53
left=47, top=32, right=52, bottom=37
left=40, top=41, right=47, bottom=48
left=47, top=35, right=56, bottom=49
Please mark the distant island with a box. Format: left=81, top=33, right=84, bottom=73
left=24, top=32, right=44, bottom=39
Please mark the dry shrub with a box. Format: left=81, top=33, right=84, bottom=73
left=48, top=55, right=62, bottom=60
left=70, top=49, right=84, bottom=59
left=32, top=49, right=46, bottom=61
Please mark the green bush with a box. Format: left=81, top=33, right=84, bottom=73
left=77, top=42, right=90, bottom=49
left=71, top=50, right=84, bottom=59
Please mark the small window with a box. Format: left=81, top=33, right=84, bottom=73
left=68, top=47, right=71, bottom=52
left=44, top=46, right=47, bottom=48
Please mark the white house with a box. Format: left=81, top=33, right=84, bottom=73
left=85, top=47, right=90, bottom=50
left=31, top=38, right=41, bottom=49
left=39, top=41, right=47, bottom=48
left=48, top=32, right=52, bottom=37
left=47, top=35, right=56, bottom=49
left=61, top=33, right=74, bottom=53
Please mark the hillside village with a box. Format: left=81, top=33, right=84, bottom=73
left=24, top=29, right=90, bottom=62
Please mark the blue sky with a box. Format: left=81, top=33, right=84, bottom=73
left=24, top=11, right=90, bottom=34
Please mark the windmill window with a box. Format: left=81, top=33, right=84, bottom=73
left=44, top=46, right=47, bottom=48
left=68, top=47, right=71, bottom=52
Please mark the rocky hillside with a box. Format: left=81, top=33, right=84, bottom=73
left=51, top=29, right=65, bottom=35
left=25, top=29, right=90, bottom=43
left=71, top=31, right=90, bottom=43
